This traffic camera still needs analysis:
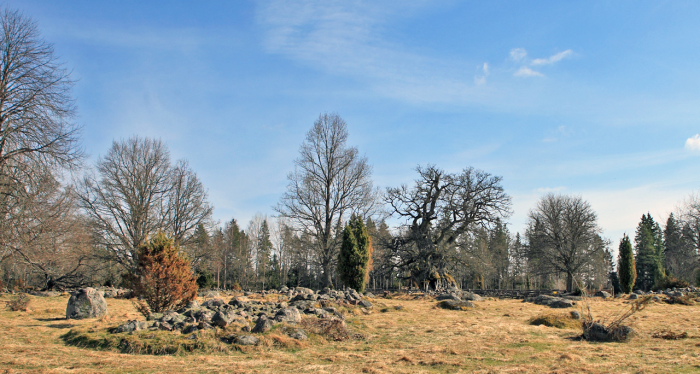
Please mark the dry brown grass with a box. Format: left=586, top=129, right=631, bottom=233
left=1, top=293, right=699, bottom=373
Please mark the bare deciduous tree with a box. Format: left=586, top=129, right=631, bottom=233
left=0, top=8, right=82, bottom=278
left=276, top=113, right=378, bottom=287
left=386, top=165, right=511, bottom=290
left=77, top=137, right=212, bottom=269
left=168, top=160, right=213, bottom=246
left=526, top=193, right=606, bottom=292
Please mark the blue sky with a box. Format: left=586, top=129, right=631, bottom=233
left=8, top=0, right=699, bottom=245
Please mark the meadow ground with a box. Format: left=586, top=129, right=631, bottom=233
left=1, top=292, right=699, bottom=373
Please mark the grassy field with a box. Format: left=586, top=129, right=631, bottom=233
left=1, top=292, right=699, bottom=373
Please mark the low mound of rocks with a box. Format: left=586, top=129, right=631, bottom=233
left=525, top=294, right=575, bottom=309
left=112, top=287, right=372, bottom=343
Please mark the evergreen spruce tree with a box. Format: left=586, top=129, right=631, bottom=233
left=634, top=214, right=666, bottom=291
left=664, top=213, right=698, bottom=283
left=617, top=234, right=636, bottom=293
left=257, top=220, right=273, bottom=289
left=338, top=215, right=373, bottom=292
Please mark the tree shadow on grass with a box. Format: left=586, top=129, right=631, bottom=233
left=35, top=317, right=76, bottom=329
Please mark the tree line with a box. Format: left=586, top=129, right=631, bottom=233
left=1, top=8, right=698, bottom=293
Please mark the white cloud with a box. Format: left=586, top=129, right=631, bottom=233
left=514, top=66, right=544, bottom=77
left=685, top=134, right=700, bottom=151
left=532, top=49, right=574, bottom=65
left=474, top=62, right=490, bottom=85
left=510, top=48, right=527, bottom=62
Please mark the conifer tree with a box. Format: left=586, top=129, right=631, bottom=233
left=338, top=215, right=373, bottom=292
left=664, top=213, right=697, bottom=283
left=130, top=233, right=198, bottom=313
left=617, top=234, right=636, bottom=293
left=634, top=214, right=666, bottom=291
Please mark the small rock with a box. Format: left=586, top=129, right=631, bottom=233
left=212, top=309, right=238, bottom=328
left=234, top=334, right=260, bottom=346
left=252, top=315, right=274, bottom=333
left=182, top=324, right=199, bottom=334
left=437, top=300, right=475, bottom=310
left=202, top=298, right=226, bottom=310
left=595, top=291, right=612, bottom=299
left=288, top=329, right=308, bottom=340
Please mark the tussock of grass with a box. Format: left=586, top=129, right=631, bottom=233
left=5, top=294, right=31, bottom=312
left=61, top=326, right=233, bottom=355
left=651, top=330, right=689, bottom=340
left=299, top=317, right=364, bottom=342
left=528, top=313, right=583, bottom=330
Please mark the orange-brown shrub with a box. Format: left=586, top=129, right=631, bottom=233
left=129, top=233, right=198, bottom=313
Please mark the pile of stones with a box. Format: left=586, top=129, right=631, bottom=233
left=435, top=290, right=483, bottom=310
left=112, top=287, right=373, bottom=345
left=525, top=294, right=576, bottom=309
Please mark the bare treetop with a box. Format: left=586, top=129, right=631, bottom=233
left=0, top=9, right=81, bottom=171
left=276, top=113, right=378, bottom=287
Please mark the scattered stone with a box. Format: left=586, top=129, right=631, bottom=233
left=252, top=315, right=274, bottom=333
left=288, top=328, right=308, bottom=340
left=461, top=292, right=483, bottom=302
left=594, top=291, right=612, bottom=299
left=583, top=322, right=636, bottom=342
left=529, top=295, right=574, bottom=309
left=274, top=307, right=302, bottom=324
left=437, top=299, right=475, bottom=310
left=212, top=309, right=238, bottom=328
left=570, top=310, right=582, bottom=320
left=629, top=293, right=639, bottom=300
left=66, top=288, right=108, bottom=319
left=202, top=298, right=226, bottom=310
left=436, top=293, right=462, bottom=301
left=234, top=334, right=260, bottom=346
left=113, top=320, right=150, bottom=333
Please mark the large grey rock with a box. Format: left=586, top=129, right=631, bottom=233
left=66, top=288, right=108, bottom=319
left=274, top=307, right=302, bottom=324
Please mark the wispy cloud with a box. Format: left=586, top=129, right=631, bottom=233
left=532, top=49, right=574, bottom=65
left=474, top=62, right=490, bottom=85
left=509, top=48, right=528, bottom=62
left=257, top=1, right=498, bottom=106
left=685, top=134, right=700, bottom=151
left=514, top=66, right=544, bottom=77
left=542, top=125, right=572, bottom=142
left=511, top=48, right=574, bottom=78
